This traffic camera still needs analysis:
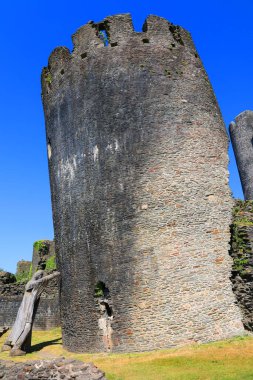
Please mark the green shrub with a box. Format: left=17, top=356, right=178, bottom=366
left=230, top=201, right=253, bottom=274
left=45, top=255, right=56, bottom=271
left=33, top=240, right=49, bottom=255
left=94, top=281, right=106, bottom=297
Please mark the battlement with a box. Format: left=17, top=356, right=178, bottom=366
left=42, top=14, right=198, bottom=98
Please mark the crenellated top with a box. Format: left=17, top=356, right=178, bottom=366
left=105, top=13, right=134, bottom=45
left=72, top=22, right=104, bottom=54
left=48, top=47, right=71, bottom=73
left=41, top=14, right=198, bottom=97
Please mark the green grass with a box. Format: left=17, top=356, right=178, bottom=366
left=1, top=329, right=253, bottom=379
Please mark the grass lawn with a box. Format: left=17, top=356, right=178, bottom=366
left=0, top=329, right=253, bottom=379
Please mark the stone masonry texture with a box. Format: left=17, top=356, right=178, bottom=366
left=230, top=200, right=253, bottom=331
left=0, top=274, right=60, bottom=330
left=229, top=110, right=253, bottom=200
left=16, top=261, right=31, bottom=279
left=0, top=240, right=60, bottom=330
left=0, top=359, right=106, bottom=380
left=32, top=240, right=55, bottom=273
left=42, top=14, right=244, bottom=352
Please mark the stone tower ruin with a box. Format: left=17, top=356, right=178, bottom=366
left=230, top=110, right=253, bottom=200
left=42, top=14, right=244, bottom=353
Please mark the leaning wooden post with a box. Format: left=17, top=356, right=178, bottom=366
left=1, top=270, right=60, bottom=356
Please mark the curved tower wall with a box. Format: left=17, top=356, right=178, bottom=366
left=42, top=14, right=243, bottom=353
left=229, top=111, right=253, bottom=200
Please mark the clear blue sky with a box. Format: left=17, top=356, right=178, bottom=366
left=1, top=0, right=252, bottom=273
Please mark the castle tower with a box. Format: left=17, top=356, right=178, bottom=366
left=229, top=111, right=253, bottom=200
left=42, top=14, right=244, bottom=353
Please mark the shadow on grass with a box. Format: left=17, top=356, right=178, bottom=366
left=30, top=337, right=62, bottom=353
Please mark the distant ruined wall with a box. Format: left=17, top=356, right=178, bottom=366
left=0, top=240, right=60, bottom=330
left=32, top=240, right=55, bottom=273
left=0, top=279, right=60, bottom=330
left=42, top=14, right=244, bottom=353
left=230, top=200, right=253, bottom=331
left=16, top=261, right=31, bottom=278
left=230, top=111, right=253, bottom=200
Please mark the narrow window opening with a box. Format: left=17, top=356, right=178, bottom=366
left=98, top=29, right=109, bottom=46
left=142, top=38, right=150, bottom=44
left=251, top=137, right=253, bottom=147
left=92, top=21, right=110, bottom=46
left=111, top=42, right=118, bottom=47
left=94, top=281, right=109, bottom=298
left=60, top=69, right=64, bottom=75
left=81, top=52, right=87, bottom=59
left=169, top=25, right=184, bottom=46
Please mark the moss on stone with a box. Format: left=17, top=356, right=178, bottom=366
left=33, top=240, right=49, bottom=255
left=45, top=255, right=56, bottom=271
left=230, top=200, right=253, bottom=274
left=94, top=281, right=106, bottom=297
left=44, top=72, right=52, bottom=84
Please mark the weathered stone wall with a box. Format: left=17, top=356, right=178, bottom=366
left=0, top=278, right=60, bottom=330
left=15, top=261, right=31, bottom=284
left=32, top=240, right=55, bottom=273
left=229, top=110, right=253, bottom=200
left=42, top=13, right=244, bottom=352
left=16, top=261, right=31, bottom=278
left=0, top=242, right=59, bottom=330
left=230, top=200, right=253, bottom=331
left=0, top=359, right=106, bottom=380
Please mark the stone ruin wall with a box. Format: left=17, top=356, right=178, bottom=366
left=42, top=14, right=244, bottom=352
left=230, top=200, right=253, bottom=331
left=0, top=359, right=106, bottom=380
left=16, top=261, right=31, bottom=279
left=31, top=240, right=56, bottom=273
left=0, top=240, right=60, bottom=330
left=229, top=111, right=253, bottom=331
left=0, top=280, right=60, bottom=330
left=230, top=111, right=253, bottom=200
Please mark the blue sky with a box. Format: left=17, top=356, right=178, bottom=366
left=0, top=0, right=252, bottom=273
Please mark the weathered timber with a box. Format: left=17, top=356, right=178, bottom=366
left=1, top=270, right=60, bottom=356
